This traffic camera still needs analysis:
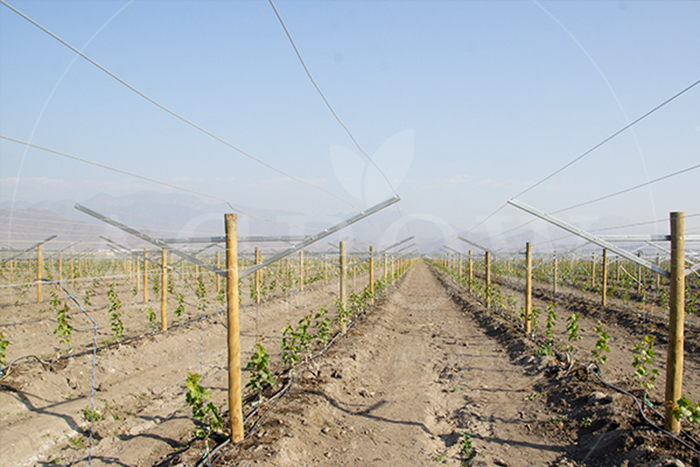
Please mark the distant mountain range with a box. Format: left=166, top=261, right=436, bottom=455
left=1, top=190, right=645, bottom=255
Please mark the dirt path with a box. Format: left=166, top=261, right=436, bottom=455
left=215, top=262, right=567, bottom=466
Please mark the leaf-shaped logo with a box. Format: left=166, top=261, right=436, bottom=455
left=331, top=129, right=414, bottom=206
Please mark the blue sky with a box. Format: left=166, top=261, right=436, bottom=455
left=1, top=0, right=699, bottom=248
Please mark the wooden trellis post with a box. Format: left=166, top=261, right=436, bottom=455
left=254, top=248, right=261, bottom=304
left=339, top=241, right=347, bottom=333
left=161, top=249, right=168, bottom=331
left=525, top=243, right=532, bottom=334
left=468, top=250, right=473, bottom=293
left=369, top=246, right=375, bottom=295
left=58, top=252, right=63, bottom=281
left=384, top=252, right=388, bottom=279
left=37, top=244, right=43, bottom=303
left=665, top=212, right=685, bottom=434
left=299, top=250, right=304, bottom=292
left=590, top=252, right=596, bottom=289
left=602, top=249, right=608, bottom=309
left=225, top=214, right=243, bottom=442
left=553, top=252, right=558, bottom=297
left=143, top=249, right=149, bottom=303
left=485, top=251, right=491, bottom=308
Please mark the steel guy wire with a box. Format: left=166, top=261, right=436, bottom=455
left=0, top=136, right=318, bottom=232
left=267, top=0, right=411, bottom=237
left=0, top=2, right=369, bottom=216
left=513, top=76, right=700, bottom=199
left=485, top=163, right=700, bottom=247
left=35, top=279, right=98, bottom=467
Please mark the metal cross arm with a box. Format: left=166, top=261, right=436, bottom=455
left=157, top=235, right=309, bottom=244
left=76, top=204, right=224, bottom=276
left=507, top=198, right=670, bottom=278
left=240, top=195, right=400, bottom=279
left=0, top=235, right=57, bottom=266
left=458, top=236, right=492, bottom=256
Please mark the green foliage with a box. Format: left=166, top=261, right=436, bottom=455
left=530, top=304, right=541, bottom=335
left=591, top=322, right=610, bottom=368
left=54, top=302, right=73, bottom=351
left=281, top=324, right=299, bottom=367
left=108, top=283, right=124, bottom=342
left=175, top=293, right=185, bottom=318
left=313, top=307, right=332, bottom=345
left=216, top=287, right=225, bottom=305
left=196, top=275, right=208, bottom=315
left=673, top=397, right=700, bottom=424
left=566, top=313, right=581, bottom=351
left=245, top=341, right=276, bottom=399
left=185, top=373, right=223, bottom=438
left=146, top=306, right=157, bottom=331
left=460, top=432, right=473, bottom=466
left=632, top=335, right=660, bottom=393
left=131, top=284, right=138, bottom=297
left=82, top=406, right=104, bottom=423
left=83, top=288, right=93, bottom=307
left=0, top=331, right=9, bottom=367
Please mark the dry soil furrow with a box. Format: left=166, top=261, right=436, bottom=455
left=221, top=262, right=565, bottom=467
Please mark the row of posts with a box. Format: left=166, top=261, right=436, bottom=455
left=446, top=213, right=687, bottom=434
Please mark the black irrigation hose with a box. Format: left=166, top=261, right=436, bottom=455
left=590, top=371, right=700, bottom=457
left=434, top=264, right=700, bottom=459
left=0, top=354, right=51, bottom=379
left=197, top=274, right=407, bottom=467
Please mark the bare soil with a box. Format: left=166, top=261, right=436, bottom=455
left=1, top=262, right=698, bottom=466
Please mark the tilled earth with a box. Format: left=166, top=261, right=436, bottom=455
left=3, top=262, right=699, bottom=466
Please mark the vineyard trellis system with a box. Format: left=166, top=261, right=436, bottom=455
left=0, top=195, right=434, bottom=466
left=433, top=207, right=700, bottom=455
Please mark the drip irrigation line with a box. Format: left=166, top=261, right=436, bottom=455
left=198, top=273, right=406, bottom=467
left=513, top=76, right=700, bottom=199
left=0, top=1, right=366, bottom=215
left=436, top=264, right=700, bottom=458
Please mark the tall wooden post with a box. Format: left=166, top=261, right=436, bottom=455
left=384, top=252, right=388, bottom=279
left=656, top=254, right=661, bottom=291
left=225, top=214, right=243, bottom=442
left=339, top=241, right=347, bottom=332
left=468, top=250, right=474, bottom=293
left=602, top=249, right=608, bottom=309
left=525, top=243, right=532, bottom=334
left=369, top=246, right=375, bottom=293
left=299, top=250, right=304, bottom=292
left=161, top=249, right=168, bottom=330
left=216, top=251, right=221, bottom=293
left=135, top=257, right=140, bottom=293
left=391, top=255, right=395, bottom=283
left=324, top=254, right=328, bottom=285
left=58, top=252, right=63, bottom=281
left=590, top=252, right=596, bottom=289
left=553, top=253, right=558, bottom=297
left=37, top=244, right=43, bottom=303
left=665, top=212, right=685, bottom=434
left=485, top=251, right=491, bottom=308
left=458, top=254, right=463, bottom=276
left=143, top=249, right=149, bottom=303
left=637, top=252, right=643, bottom=296
left=254, top=248, right=261, bottom=304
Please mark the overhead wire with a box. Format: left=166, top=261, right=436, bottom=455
left=0, top=0, right=367, bottom=215
left=0, top=136, right=316, bottom=232
left=462, top=77, right=700, bottom=241
left=512, top=76, right=700, bottom=199
left=267, top=0, right=412, bottom=237
left=484, top=162, right=700, bottom=245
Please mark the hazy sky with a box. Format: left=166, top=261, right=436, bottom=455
left=1, top=0, right=699, bottom=248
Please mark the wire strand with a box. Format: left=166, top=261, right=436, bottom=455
left=513, top=77, right=700, bottom=199
left=267, top=0, right=397, bottom=197
left=0, top=135, right=316, bottom=231
left=0, top=0, right=365, bottom=214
